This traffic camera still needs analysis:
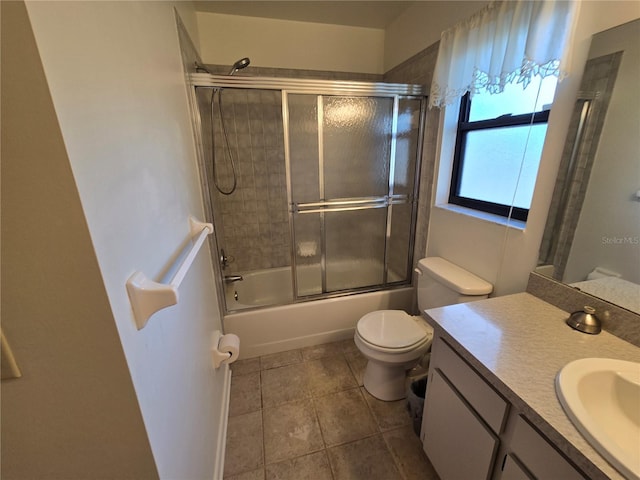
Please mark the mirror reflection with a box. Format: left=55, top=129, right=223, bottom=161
left=537, top=18, right=640, bottom=313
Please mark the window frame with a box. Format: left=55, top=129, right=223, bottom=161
left=449, top=92, right=551, bottom=222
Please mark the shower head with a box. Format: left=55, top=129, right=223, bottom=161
left=228, top=57, right=250, bottom=76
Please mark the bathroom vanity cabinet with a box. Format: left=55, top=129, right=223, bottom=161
left=421, top=335, right=586, bottom=480
left=419, top=293, right=639, bottom=480
left=421, top=336, right=504, bottom=479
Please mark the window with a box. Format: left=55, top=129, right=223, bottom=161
left=449, top=76, right=558, bottom=222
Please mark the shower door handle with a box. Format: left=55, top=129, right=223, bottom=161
left=292, top=196, right=410, bottom=214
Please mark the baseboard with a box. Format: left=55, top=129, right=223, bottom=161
left=212, top=364, right=232, bottom=480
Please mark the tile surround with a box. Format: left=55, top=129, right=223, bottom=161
left=202, top=51, right=439, bottom=293
left=224, top=339, right=439, bottom=479
left=201, top=65, right=385, bottom=274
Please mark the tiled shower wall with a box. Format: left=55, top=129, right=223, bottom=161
left=384, top=43, right=441, bottom=304
left=201, top=65, right=384, bottom=273
left=198, top=87, right=290, bottom=272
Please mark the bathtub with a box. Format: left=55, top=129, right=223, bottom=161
left=223, top=262, right=415, bottom=359
left=224, top=261, right=402, bottom=311
left=224, top=266, right=295, bottom=310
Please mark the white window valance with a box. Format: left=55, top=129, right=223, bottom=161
left=429, top=0, right=580, bottom=108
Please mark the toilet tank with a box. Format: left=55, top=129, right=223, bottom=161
left=416, top=257, right=493, bottom=311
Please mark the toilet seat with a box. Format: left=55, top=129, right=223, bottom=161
left=356, top=310, right=431, bottom=353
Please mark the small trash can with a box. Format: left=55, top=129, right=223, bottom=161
left=406, top=376, right=428, bottom=436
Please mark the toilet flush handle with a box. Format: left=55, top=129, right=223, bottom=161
left=414, top=267, right=423, bottom=276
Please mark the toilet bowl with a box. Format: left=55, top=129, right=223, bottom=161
left=354, top=257, right=493, bottom=401
left=354, top=310, right=433, bottom=401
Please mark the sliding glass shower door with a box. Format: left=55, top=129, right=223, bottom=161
left=287, top=93, right=423, bottom=299
left=191, top=73, right=426, bottom=311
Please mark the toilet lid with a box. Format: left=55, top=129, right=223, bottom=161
left=357, top=310, right=427, bottom=349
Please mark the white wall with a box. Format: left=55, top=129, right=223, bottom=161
left=1, top=2, right=157, bottom=477
left=176, top=2, right=201, bottom=54
left=564, top=19, right=640, bottom=283
left=384, top=1, right=487, bottom=71
left=427, top=1, right=640, bottom=296
left=22, top=1, right=226, bottom=478
left=197, top=11, right=385, bottom=74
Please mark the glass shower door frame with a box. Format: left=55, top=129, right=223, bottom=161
left=189, top=73, right=427, bottom=309
left=283, top=90, right=426, bottom=301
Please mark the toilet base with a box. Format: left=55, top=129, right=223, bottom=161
left=363, top=359, right=413, bottom=401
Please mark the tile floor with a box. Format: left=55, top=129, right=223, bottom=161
left=224, top=339, right=441, bottom=480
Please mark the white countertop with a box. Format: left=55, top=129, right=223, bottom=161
left=424, top=292, right=640, bottom=480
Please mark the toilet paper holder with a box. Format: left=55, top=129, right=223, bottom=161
left=211, top=330, right=240, bottom=369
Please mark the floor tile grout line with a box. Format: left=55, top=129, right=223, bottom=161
left=260, top=404, right=266, bottom=477
left=259, top=359, right=266, bottom=477
left=262, top=445, right=327, bottom=468
left=357, top=386, right=386, bottom=434
left=228, top=339, right=421, bottom=479
left=360, top=386, right=389, bottom=434
left=261, top=435, right=417, bottom=480
left=380, top=428, right=410, bottom=480
left=309, top=394, right=329, bottom=451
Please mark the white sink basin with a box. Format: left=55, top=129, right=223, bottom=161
left=556, top=358, right=640, bottom=479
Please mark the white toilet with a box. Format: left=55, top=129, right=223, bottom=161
left=354, top=257, right=493, bottom=401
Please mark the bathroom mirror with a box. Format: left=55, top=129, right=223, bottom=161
left=537, top=18, right=640, bottom=314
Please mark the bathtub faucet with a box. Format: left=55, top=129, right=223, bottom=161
left=224, top=275, right=244, bottom=284
left=220, top=249, right=229, bottom=270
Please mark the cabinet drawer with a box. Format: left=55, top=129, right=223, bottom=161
left=510, top=415, right=586, bottom=480
left=432, top=337, right=508, bottom=434
left=423, top=369, right=499, bottom=480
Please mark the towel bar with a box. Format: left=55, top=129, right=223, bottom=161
left=126, top=216, right=213, bottom=330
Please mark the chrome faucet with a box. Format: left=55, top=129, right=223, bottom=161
left=220, top=249, right=229, bottom=270
left=224, top=275, right=243, bottom=284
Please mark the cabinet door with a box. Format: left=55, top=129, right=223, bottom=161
left=423, top=369, right=499, bottom=480
left=433, top=337, right=508, bottom=434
